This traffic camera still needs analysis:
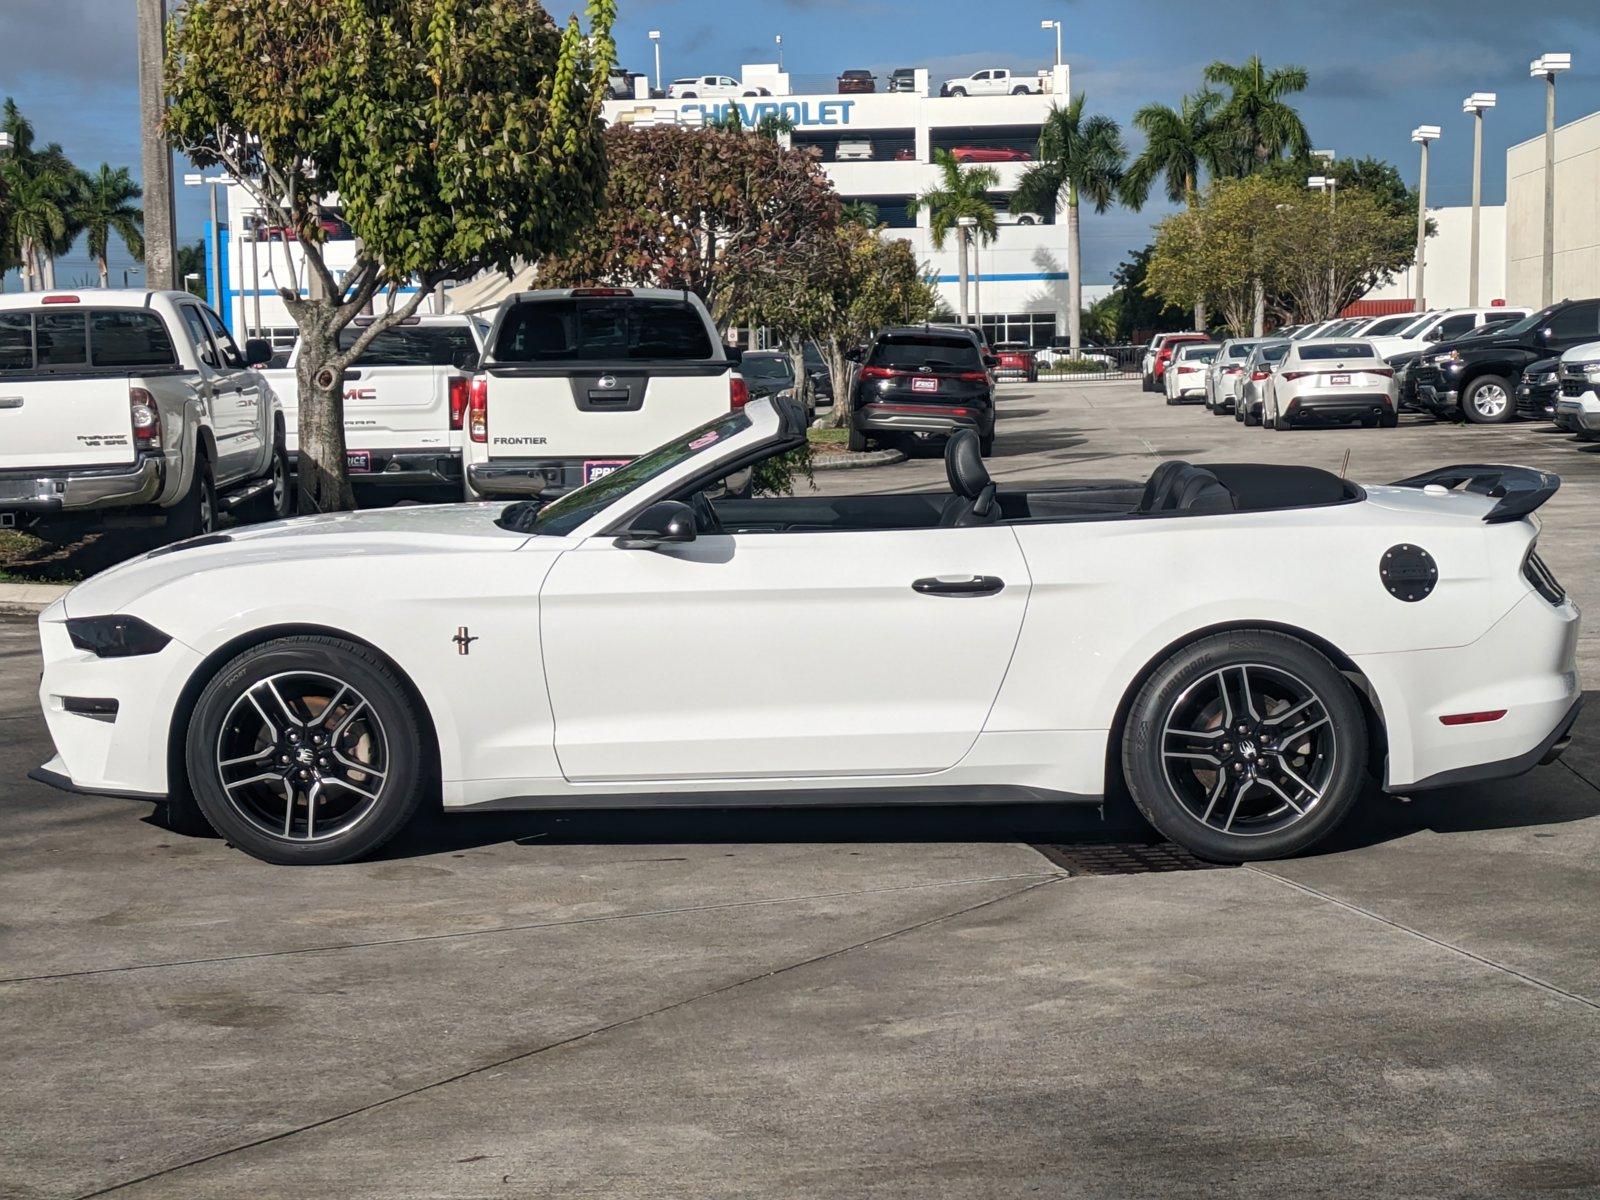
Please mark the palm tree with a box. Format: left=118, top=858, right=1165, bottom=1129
left=840, top=200, right=881, bottom=228
left=1014, top=93, right=1126, bottom=352
left=3, top=170, right=67, bottom=292
left=906, top=149, right=998, bottom=325
left=72, top=164, right=144, bottom=288
left=1203, top=57, right=1311, bottom=174
left=1123, top=89, right=1225, bottom=331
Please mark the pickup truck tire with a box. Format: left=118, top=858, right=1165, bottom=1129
left=168, top=454, right=217, bottom=540
left=847, top=426, right=869, bottom=452
left=1462, top=374, right=1514, bottom=424
left=948, top=87, right=967, bottom=97
left=1011, top=86, right=1029, bottom=95
left=249, top=440, right=294, bottom=523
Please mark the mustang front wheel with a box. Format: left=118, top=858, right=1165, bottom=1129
left=1121, top=631, right=1367, bottom=861
left=186, top=636, right=429, bottom=865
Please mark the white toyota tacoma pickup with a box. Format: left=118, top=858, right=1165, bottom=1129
left=263, top=313, right=487, bottom=499
left=0, top=289, right=289, bottom=537
left=465, top=287, right=747, bottom=499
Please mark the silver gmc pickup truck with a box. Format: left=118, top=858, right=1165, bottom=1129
left=0, top=289, right=290, bottom=537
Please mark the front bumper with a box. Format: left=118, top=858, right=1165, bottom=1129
left=1414, top=382, right=1459, bottom=418
left=0, top=454, right=164, bottom=516
left=1516, top=383, right=1558, bottom=419
left=1554, top=391, right=1600, bottom=434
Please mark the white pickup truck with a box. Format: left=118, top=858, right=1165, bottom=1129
left=0, top=289, right=289, bottom=537
left=465, top=288, right=745, bottom=499
left=941, top=68, right=1044, bottom=97
left=263, top=313, right=487, bottom=499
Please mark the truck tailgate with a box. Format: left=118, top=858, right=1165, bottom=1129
left=340, top=365, right=453, bottom=451
left=0, top=376, right=138, bottom=470
left=484, top=365, right=732, bottom=458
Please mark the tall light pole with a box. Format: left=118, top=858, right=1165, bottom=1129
left=648, top=30, right=662, bottom=96
left=1039, top=19, right=1062, bottom=67
left=1309, top=175, right=1338, bottom=316
left=956, top=215, right=977, bottom=326
left=136, top=0, right=177, bottom=291
left=184, top=173, right=229, bottom=315
left=1530, top=53, right=1571, bottom=307
left=1410, top=125, right=1440, bottom=313
left=774, top=34, right=783, bottom=70
left=1461, top=92, right=1496, bottom=307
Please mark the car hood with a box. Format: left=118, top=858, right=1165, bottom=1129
left=62, top=502, right=530, bottom=618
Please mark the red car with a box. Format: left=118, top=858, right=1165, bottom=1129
left=949, top=146, right=1034, bottom=163
left=991, top=342, right=1037, bottom=383
left=1144, top=332, right=1211, bottom=392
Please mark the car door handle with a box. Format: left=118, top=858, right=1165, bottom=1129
left=912, top=575, right=1005, bottom=597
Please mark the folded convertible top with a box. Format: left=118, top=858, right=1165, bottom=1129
left=1390, top=464, right=1560, bottom=524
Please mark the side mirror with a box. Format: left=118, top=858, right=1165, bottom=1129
left=451, top=348, right=480, bottom=372
left=983, top=353, right=999, bottom=368
left=615, top=500, right=697, bottom=550
left=243, top=338, right=273, bottom=368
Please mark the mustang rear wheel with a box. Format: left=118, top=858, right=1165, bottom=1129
left=1121, top=631, right=1367, bottom=861
left=185, top=636, right=429, bottom=865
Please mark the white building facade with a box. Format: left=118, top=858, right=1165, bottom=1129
left=1505, top=109, right=1600, bottom=308
left=1359, top=204, right=1507, bottom=311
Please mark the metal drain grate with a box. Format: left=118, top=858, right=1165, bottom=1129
left=1032, top=842, right=1233, bottom=876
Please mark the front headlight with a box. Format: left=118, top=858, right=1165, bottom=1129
left=65, top=615, right=172, bottom=658
left=1582, top=364, right=1600, bottom=381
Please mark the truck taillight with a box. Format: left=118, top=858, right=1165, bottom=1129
left=448, top=377, right=468, bottom=431
left=468, top=376, right=488, bottom=443
left=129, top=387, right=161, bottom=450
left=730, top=374, right=750, bottom=410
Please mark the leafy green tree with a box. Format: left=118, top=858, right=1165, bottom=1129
left=1109, top=245, right=1190, bottom=339
left=72, top=164, right=144, bottom=288
left=1014, top=92, right=1127, bottom=352
left=906, top=148, right=997, bottom=327
left=1, top=97, right=80, bottom=290
left=176, top=240, right=207, bottom=297
left=1203, top=56, right=1311, bottom=174
left=164, top=0, right=615, bottom=513
left=840, top=199, right=880, bottom=228
left=1124, top=89, right=1224, bottom=331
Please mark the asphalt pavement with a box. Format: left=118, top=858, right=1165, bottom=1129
left=3, top=380, right=1598, bottom=1199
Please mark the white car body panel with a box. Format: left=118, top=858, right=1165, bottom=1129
left=1262, top=339, right=1399, bottom=426
left=34, top=399, right=1581, bottom=817
left=1165, top=345, right=1218, bottom=402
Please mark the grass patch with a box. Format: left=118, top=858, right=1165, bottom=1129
left=807, top=427, right=849, bottom=446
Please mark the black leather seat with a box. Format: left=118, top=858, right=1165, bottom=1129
left=939, top=431, right=999, bottom=527
left=1136, top=460, right=1235, bottom=515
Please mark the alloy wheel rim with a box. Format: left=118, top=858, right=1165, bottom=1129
left=271, top=455, right=287, bottom=514
left=1475, top=384, right=1508, bottom=417
left=214, top=671, right=389, bottom=842
left=1160, top=663, right=1336, bottom=838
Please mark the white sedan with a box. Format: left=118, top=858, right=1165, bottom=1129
left=32, top=398, right=1580, bottom=866
left=1261, top=339, right=1400, bottom=430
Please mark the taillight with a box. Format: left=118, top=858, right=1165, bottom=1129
left=1370, top=367, right=1395, bottom=378
left=1225, top=365, right=1243, bottom=374
left=448, top=376, right=468, bottom=431
left=858, top=365, right=899, bottom=379
left=955, top=371, right=988, bottom=381
left=41, top=294, right=80, bottom=305
left=730, top=374, right=749, bottom=410
left=1251, top=369, right=1271, bottom=381
left=1178, top=365, right=1199, bottom=373
left=1281, top=370, right=1313, bottom=381
left=129, top=387, right=161, bottom=450
left=1440, top=710, right=1507, bottom=726
left=468, top=375, right=488, bottom=443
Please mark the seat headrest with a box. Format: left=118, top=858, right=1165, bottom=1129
left=1138, top=460, right=1192, bottom=513
left=944, top=430, right=991, bottom=500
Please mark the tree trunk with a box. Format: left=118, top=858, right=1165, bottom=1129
left=825, top=338, right=852, bottom=429
left=1252, top=276, right=1265, bottom=338
left=958, top=233, right=970, bottom=325
left=98, top=256, right=110, bottom=289
left=1066, top=186, right=1082, bottom=353
left=293, top=318, right=356, bottom=514
left=41, top=253, right=56, bottom=290
left=21, top=239, right=37, bottom=291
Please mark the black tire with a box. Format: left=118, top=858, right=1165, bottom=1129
left=1011, top=86, right=1029, bottom=95
left=1379, top=413, right=1399, bottom=429
left=1120, top=630, right=1367, bottom=862
left=949, top=87, right=967, bottom=97
left=1462, top=374, right=1514, bottom=424
left=847, top=426, right=868, bottom=452
left=167, top=453, right=217, bottom=540
left=184, top=636, right=430, bottom=865
left=249, top=438, right=294, bottom=522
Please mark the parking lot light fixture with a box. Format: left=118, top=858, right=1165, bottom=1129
left=183, top=172, right=230, bottom=311
left=648, top=30, right=662, bottom=95
left=1530, top=55, right=1571, bottom=307
left=1462, top=92, right=1496, bottom=306
left=1410, top=126, right=1440, bottom=312
left=1309, top=176, right=1338, bottom=315
left=1040, top=19, right=1062, bottom=67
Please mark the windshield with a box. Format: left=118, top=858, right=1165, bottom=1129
left=1393, top=313, right=1436, bottom=337
left=1299, top=342, right=1378, bottom=360
left=740, top=354, right=792, bottom=380
left=1226, top=342, right=1257, bottom=358
left=1365, top=315, right=1412, bottom=335
left=1493, top=305, right=1557, bottom=337
left=500, top=410, right=752, bottom=536
left=870, top=335, right=982, bottom=370
left=338, top=322, right=476, bottom=366
left=1254, top=342, right=1291, bottom=365
left=0, top=308, right=179, bottom=373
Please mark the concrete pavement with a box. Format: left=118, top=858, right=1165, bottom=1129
left=3, top=381, right=1598, bottom=1198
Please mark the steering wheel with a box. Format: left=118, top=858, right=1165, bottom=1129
left=689, top=490, right=723, bottom=535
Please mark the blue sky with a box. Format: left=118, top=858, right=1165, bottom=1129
left=4, top=0, right=1598, bottom=287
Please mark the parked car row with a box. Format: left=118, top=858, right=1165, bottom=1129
left=1143, top=297, right=1600, bottom=443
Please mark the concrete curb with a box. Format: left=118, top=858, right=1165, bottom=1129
left=811, top=448, right=906, bottom=471
left=0, top=582, right=69, bottom=617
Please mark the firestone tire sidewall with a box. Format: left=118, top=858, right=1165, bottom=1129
left=1120, top=630, right=1368, bottom=862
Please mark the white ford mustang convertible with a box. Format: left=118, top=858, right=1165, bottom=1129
left=32, top=397, right=1581, bottom=865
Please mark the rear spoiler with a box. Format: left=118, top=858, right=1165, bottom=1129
left=1389, top=464, right=1560, bottom=524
